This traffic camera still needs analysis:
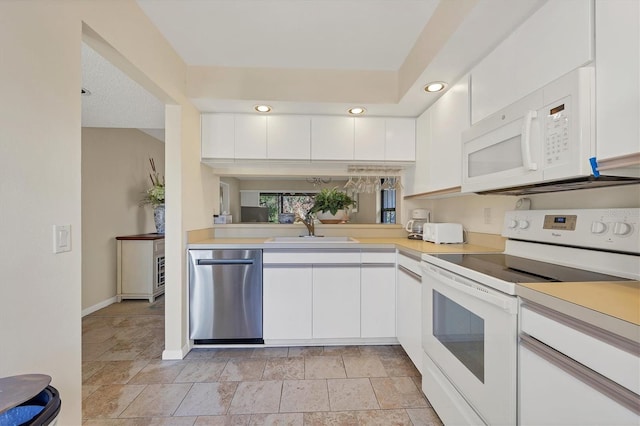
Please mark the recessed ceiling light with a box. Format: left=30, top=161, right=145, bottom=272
left=348, top=107, right=366, bottom=115
left=254, top=105, right=272, bottom=113
left=423, top=82, right=446, bottom=93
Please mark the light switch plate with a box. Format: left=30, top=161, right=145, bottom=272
left=53, top=225, right=71, bottom=254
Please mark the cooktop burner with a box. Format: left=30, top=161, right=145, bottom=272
left=433, top=253, right=631, bottom=283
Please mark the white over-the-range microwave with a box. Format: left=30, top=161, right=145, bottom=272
left=461, top=67, right=639, bottom=194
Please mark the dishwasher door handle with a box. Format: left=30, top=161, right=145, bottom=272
left=196, top=259, right=255, bottom=266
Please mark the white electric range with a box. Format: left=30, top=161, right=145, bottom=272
left=420, top=208, right=640, bottom=426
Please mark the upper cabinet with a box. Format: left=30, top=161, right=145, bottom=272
left=404, top=74, right=470, bottom=197
left=267, top=115, right=311, bottom=160
left=202, top=113, right=416, bottom=164
left=470, top=0, right=593, bottom=124
left=594, top=0, right=639, bottom=162
left=311, top=116, right=355, bottom=161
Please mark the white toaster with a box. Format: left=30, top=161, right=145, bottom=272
left=422, top=223, right=464, bottom=244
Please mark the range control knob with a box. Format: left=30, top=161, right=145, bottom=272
left=508, top=220, right=518, bottom=229
left=591, top=221, right=607, bottom=234
left=518, top=220, right=530, bottom=229
left=613, top=222, right=632, bottom=236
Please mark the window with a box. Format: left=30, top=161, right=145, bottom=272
left=259, top=193, right=315, bottom=223
left=381, top=186, right=396, bottom=224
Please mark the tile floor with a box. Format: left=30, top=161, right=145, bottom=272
left=82, top=297, right=443, bottom=425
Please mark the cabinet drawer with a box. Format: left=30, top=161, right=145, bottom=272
left=264, top=249, right=360, bottom=264
left=361, top=250, right=395, bottom=264
left=397, top=251, right=421, bottom=276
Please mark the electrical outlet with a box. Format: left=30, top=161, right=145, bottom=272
left=483, top=208, right=492, bottom=225
left=53, top=225, right=71, bottom=253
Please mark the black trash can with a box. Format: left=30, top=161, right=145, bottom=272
left=0, top=375, right=61, bottom=426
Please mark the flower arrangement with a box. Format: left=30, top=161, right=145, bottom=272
left=141, top=158, right=165, bottom=207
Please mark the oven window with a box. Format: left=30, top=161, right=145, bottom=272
left=433, top=290, right=485, bottom=382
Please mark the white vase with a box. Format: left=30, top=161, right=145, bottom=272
left=316, top=209, right=348, bottom=224
left=153, top=204, right=165, bottom=234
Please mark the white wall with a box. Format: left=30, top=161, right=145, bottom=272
left=0, top=2, right=215, bottom=423
left=82, top=128, right=165, bottom=312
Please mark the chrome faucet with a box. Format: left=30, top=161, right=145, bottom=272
left=295, top=211, right=316, bottom=237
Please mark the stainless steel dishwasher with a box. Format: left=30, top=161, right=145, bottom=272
left=188, top=249, right=263, bottom=344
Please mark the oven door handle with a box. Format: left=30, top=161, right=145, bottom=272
left=425, top=266, right=517, bottom=314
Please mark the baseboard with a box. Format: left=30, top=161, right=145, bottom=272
left=82, top=296, right=117, bottom=317
left=162, top=343, right=190, bottom=360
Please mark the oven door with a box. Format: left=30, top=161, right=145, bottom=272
left=421, top=261, right=518, bottom=425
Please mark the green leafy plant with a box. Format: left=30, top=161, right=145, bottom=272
left=310, top=187, right=356, bottom=215
left=140, top=158, right=165, bottom=207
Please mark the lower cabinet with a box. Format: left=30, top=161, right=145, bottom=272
left=361, top=265, right=396, bottom=338
left=396, top=254, right=423, bottom=372
left=313, top=266, right=361, bottom=338
left=116, top=234, right=165, bottom=303
left=263, top=266, right=312, bottom=340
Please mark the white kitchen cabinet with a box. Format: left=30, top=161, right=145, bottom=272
left=361, top=264, right=396, bottom=338
left=263, top=266, right=313, bottom=340
left=471, top=0, right=593, bottom=123
left=385, top=118, right=416, bottom=162
left=354, top=117, right=386, bottom=161
left=312, top=266, right=361, bottom=338
left=267, top=115, right=311, bottom=160
left=404, top=75, right=469, bottom=197
left=396, top=252, right=422, bottom=372
left=201, top=113, right=234, bottom=159
left=234, top=115, right=267, bottom=159
left=116, top=234, right=165, bottom=302
left=595, top=0, right=640, bottom=161
left=311, top=116, right=354, bottom=160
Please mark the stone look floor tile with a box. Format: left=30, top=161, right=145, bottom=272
left=83, top=340, right=118, bottom=361
left=304, top=356, right=346, bottom=379
left=83, top=360, right=150, bottom=385
left=248, top=413, right=303, bottom=425
left=379, top=354, right=421, bottom=377
left=174, top=382, right=238, bottom=416
left=81, top=384, right=146, bottom=418
left=342, top=355, right=388, bottom=378
left=357, top=345, right=404, bottom=356
left=82, top=384, right=101, bottom=401
left=129, top=360, right=187, bottom=384
left=327, top=378, right=380, bottom=411
left=120, top=383, right=192, bottom=417
left=370, top=377, right=428, bottom=409
left=406, top=407, right=444, bottom=425
left=228, top=380, right=283, bottom=414
left=83, top=361, right=107, bottom=382
left=215, top=348, right=256, bottom=358
left=262, top=357, right=304, bottom=380
left=194, top=415, right=251, bottom=425
left=322, top=346, right=361, bottom=356
left=287, top=346, right=323, bottom=357
left=219, top=358, right=266, bottom=381
left=355, top=408, right=413, bottom=425
left=184, top=348, right=219, bottom=360
left=174, top=359, right=228, bottom=383
left=279, top=380, right=330, bottom=413
left=302, top=411, right=359, bottom=426
left=251, top=347, right=289, bottom=358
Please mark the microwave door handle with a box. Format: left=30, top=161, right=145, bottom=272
left=521, top=110, right=538, bottom=171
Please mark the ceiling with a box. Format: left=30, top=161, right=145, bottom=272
left=82, top=0, right=546, bottom=133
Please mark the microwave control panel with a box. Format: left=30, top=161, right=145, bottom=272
left=544, top=100, right=571, bottom=166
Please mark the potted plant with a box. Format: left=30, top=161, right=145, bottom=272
left=140, top=158, right=165, bottom=233
left=310, top=187, right=356, bottom=223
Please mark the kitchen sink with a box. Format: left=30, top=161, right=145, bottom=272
left=265, top=236, right=359, bottom=243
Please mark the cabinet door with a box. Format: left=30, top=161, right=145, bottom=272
left=312, top=266, right=360, bottom=338
left=396, top=267, right=422, bottom=372
left=201, top=113, right=234, bottom=159
left=235, top=115, right=267, bottom=159
left=361, top=265, right=396, bottom=338
left=267, top=115, right=311, bottom=160
left=385, top=118, right=416, bottom=162
left=428, top=75, right=469, bottom=190
left=120, top=240, right=153, bottom=294
left=311, top=117, right=354, bottom=160
left=404, top=109, right=431, bottom=196
left=595, top=0, right=640, bottom=160
left=471, top=0, right=593, bottom=123
left=354, top=118, right=385, bottom=161
left=263, top=266, right=313, bottom=340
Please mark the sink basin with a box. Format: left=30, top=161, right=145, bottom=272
left=266, top=236, right=359, bottom=243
